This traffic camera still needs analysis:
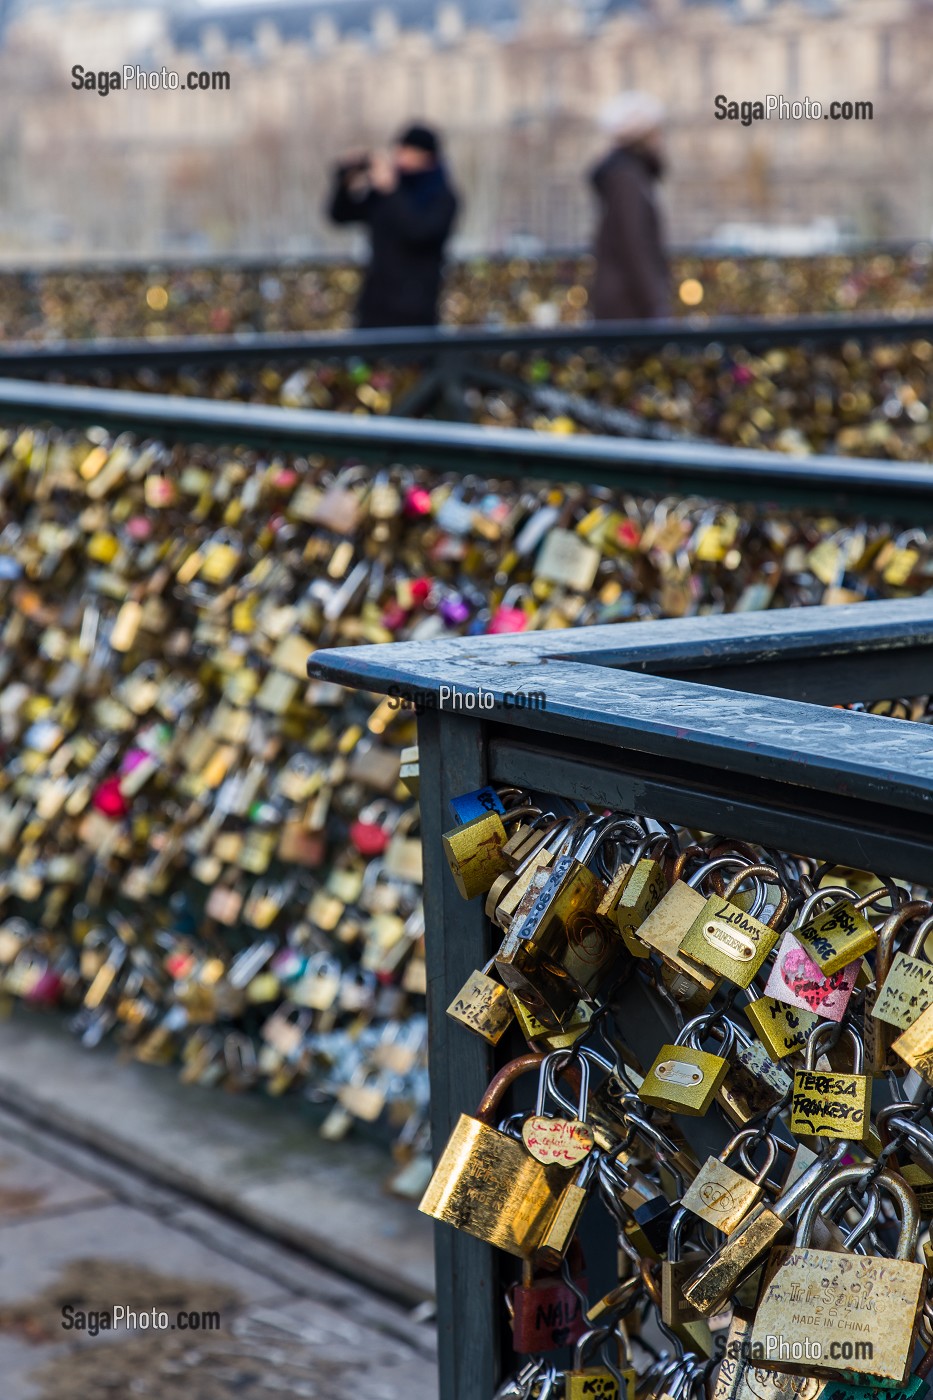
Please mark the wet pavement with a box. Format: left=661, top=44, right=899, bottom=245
left=0, top=1105, right=437, bottom=1399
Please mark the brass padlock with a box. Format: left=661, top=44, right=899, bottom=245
left=418, top=1053, right=577, bottom=1260
left=441, top=804, right=538, bottom=900
left=751, top=1167, right=925, bottom=1384
left=790, top=1024, right=871, bottom=1143
left=744, top=994, right=819, bottom=1062
left=681, top=1144, right=848, bottom=1317
left=446, top=956, right=515, bottom=1045
left=494, top=819, right=632, bottom=1028
left=679, top=861, right=786, bottom=989
left=790, top=885, right=880, bottom=977
left=872, top=908, right=933, bottom=1032
left=639, top=1012, right=732, bottom=1117
left=658, top=1208, right=714, bottom=1355
left=682, top=1129, right=778, bottom=1236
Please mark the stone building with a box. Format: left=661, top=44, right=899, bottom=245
left=0, top=0, right=926, bottom=260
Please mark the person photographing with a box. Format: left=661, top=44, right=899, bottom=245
left=328, top=124, right=458, bottom=329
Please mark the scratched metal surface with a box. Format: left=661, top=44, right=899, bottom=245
left=308, top=598, right=933, bottom=814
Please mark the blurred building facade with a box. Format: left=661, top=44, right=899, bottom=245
left=0, top=0, right=927, bottom=260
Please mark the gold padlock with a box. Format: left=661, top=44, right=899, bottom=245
left=442, top=805, right=538, bottom=900
left=419, top=1053, right=577, bottom=1260
left=751, top=1167, right=925, bottom=1384
left=494, top=820, right=633, bottom=1028
left=790, top=1024, right=871, bottom=1143
left=871, top=906, right=933, bottom=1032
left=790, top=885, right=880, bottom=977
left=639, top=1012, right=732, bottom=1117
left=681, top=1129, right=778, bottom=1236
left=679, top=862, right=785, bottom=989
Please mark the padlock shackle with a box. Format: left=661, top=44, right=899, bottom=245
left=686, top=855, right=752, bottom=890
left=797, top=884, right=856, bottom=923
left=804, top=1021, right=863, bottom=1074
left=874, top=899, right=931, bottom=984
left=476, top=1052, right=545, bottom=1124
left=794, top=1165, right=921, bottom=1259
left=722, top=863, right=787, bottom=926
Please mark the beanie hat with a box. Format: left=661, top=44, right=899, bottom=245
left=397, top=124, right=440, bottom=156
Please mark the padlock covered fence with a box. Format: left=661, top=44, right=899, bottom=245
left=309, top=601, right=933, bottom=1400
left=7, top=311, right=933, bottom=459
left=0, top=246, right=932, bottom=340
left=3, top=380, right=933, bottom=1183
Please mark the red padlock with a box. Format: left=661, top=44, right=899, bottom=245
left=509, top=1242, right=588, bottom=1354
left=488, top=587, right=531, bottom=635
left=349, top=801, right=394, bottom=857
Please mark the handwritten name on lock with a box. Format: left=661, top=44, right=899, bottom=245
left=790, top=1067, right=869, bottom=1138
left=522, top=1117, right=594, bottom=1167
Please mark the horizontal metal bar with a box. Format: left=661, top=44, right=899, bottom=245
left=308, top=599, right=933, bottom=820
left=489, top=740, right=933, bottom=887
left=1, top=378, right=932, bottom=516
left=2, top=309, right=933, bottom=374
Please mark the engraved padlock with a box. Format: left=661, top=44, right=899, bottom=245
left=682, top=1129, right=778, bottom=1236
left=679, top=861, right=786, bottom=989
left=751, top=1167, right=925, bottom=1384
left=418, top=1053, right=578, bottom=1259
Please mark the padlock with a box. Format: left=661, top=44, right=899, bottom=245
left=716, top=1022, right=792, bottom=1127
left=682, top=1129, right=778, bottom=1236
left=509, top=1244, right=588, bottom=1352
left=446, top=956, right=515, bottom=1044
left=679, top=862, right=785, bottom=988
left=681, top=1143, right=848, bottom=1317
left=751, top=1167, right=925, bottom=1384
left=639, top=1012, right=733, bottom=1116
left=891, top=998, right=933, bottom=1084
left=448, top=784, right=509, bottom=825
left=521, top=1051, right=595, bottom=1167
left=442, top=804, right=539, bottom=900
left=872, top=908, right=933, bottom=1031
left=744, top=995, right=819, bottom=1062
left=790, top=885, right=880, bottom=976
left=658, top=1208, right=714, bottom=1355
left=790, top=1024, right=871, bottom=1143
left=865, top=901, right=932, bottom=1076
left=629, top=860, right=721, bottom=1005
left=418, top=1054, right=580, bottom=1260
left=494, top=818, right=632, bottom=1028
left=764, top=930, right=859, bottom=1023
left=565, top=1326, right=634, bottom=1400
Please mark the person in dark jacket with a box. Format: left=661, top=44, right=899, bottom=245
left=590, top=93, right=669, bottom=322
left=328, top=123, right=458, bottom=329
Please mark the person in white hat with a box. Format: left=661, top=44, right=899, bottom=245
left=590, top=92, right=669, bottom=321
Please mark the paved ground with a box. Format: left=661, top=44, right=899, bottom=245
left=0, top=1006, right=435, bottom=1304
left=0, top=1101, right=438, bottom=1398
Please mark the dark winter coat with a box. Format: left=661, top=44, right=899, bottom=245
left=590, top=146, right=669, bottom=321
left=328, top=165, right=458, bottom=328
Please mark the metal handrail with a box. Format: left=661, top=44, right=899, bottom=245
left=2, top=309, right=933, bottom=375
left=0, top=376, right=931, bottom=518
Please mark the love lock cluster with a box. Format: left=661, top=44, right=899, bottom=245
left=425, top=789, right=933, bottom=1400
